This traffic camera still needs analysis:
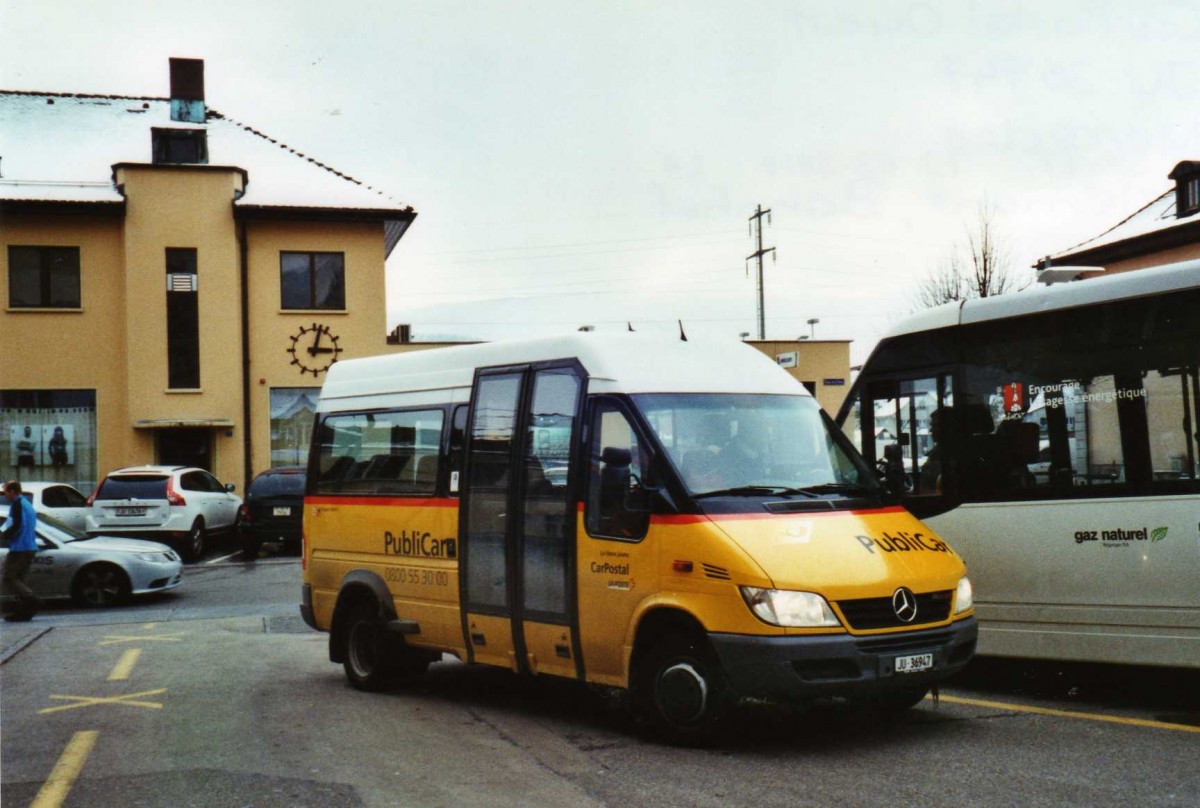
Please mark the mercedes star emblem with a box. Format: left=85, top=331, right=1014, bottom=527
left=892, top=587, right=918, bottom=623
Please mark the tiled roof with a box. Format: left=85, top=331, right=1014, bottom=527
left=0, top=90, right=413, bottom=214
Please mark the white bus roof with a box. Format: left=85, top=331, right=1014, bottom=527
left=318, top=333, right=807, bottom=411
left=880, top=258, right=1200, bottom=341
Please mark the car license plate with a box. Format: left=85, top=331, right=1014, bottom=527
left=115, top=506, right=147, bottom=517
left=895, top=653, right=933, bottom=674
left=273, top=507, right=292, bottom=516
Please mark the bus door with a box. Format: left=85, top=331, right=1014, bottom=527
left=854, top=372, right=955, bottom=517
left=459, top=363, right=585, bottom=679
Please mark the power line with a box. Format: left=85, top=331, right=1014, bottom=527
left=409, top=228, right=744, bottom=257
left=746, top=204, right=775, bottom=339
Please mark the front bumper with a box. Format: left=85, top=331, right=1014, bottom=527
left=710, top=616, right=977, bottom=703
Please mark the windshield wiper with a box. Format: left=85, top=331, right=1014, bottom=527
left=791, top=482, right=879, bottom=496
left=694, top=485, right=819, bottom=499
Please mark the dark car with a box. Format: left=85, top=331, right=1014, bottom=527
left=239, top=467, right=305, bottom=558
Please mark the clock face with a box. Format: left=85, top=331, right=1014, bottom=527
left=287, top=323, right=343, bottom=376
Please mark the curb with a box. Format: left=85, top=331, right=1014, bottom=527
left=0, top=626, right=52, bottom=665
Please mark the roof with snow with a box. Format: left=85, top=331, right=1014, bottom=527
left=0, top=90, right=415, bottom=252
left=1040, top=161, right=1200, bottom=268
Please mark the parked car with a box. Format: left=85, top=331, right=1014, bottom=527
left=239, top=467, right=305, bottom=558
left=17, top=482, right=92, bottom=531
left=0, top=504, right=183, bottom=607
left=86, top=465, right=241, bottom=561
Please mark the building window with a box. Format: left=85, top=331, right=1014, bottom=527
left=166, top=248, right=200, bottom=389
left=7, top=246, right=81, bottom=308
left=270, top=388, right=320, bottom=467
left=151, top=127, right=208, bottom=164
left=1, top=390, right=98, bottom=492
left=1186, top=178, right=1200, bottom=215
left=281, top=252, right=345, bottom=310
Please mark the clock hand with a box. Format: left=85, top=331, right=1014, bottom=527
left=307, top=329, right=324, bottom=356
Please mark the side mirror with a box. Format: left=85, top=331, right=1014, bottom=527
left=882, top=443, right=906, bottom=498
left=625, top=472, right=651, bottom=512
left=225, top=483, right=237, bottom=493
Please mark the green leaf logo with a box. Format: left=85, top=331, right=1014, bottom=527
left=1150, top=526, right=1168, bottom=542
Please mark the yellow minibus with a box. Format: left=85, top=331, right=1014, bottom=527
left=300, top=334, right=976, bottom=743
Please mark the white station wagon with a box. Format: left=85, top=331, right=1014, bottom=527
left=87, top=466, right=241, bottom=561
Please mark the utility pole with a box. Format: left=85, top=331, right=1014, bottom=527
left=746, top=204, right=775, bottom=340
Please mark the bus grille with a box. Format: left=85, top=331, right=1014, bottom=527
left=836, top=590, right=952, bottom=630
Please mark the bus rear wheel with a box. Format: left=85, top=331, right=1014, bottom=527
left=632, top=633, right=730, bottom=746
left=342, top=602, right=397, bottom=691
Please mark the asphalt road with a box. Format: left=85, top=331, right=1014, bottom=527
left=2, top=557, right=1197, bottom=807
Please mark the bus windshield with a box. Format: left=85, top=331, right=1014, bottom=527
left=633, top=393, right=878, bottom=497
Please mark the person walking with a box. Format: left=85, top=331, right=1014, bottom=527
left=2, top=480, right=40, bottom=621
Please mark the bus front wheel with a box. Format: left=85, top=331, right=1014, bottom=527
left=632, top=633, right=730, bottom=746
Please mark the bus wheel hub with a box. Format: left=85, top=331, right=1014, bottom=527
left=658, top=662, right=708, bottom=724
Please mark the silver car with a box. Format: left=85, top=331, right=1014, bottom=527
left=1, top=504, right=183, bottom=607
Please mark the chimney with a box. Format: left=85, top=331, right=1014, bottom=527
left=169, top=58, right=206, bottom=123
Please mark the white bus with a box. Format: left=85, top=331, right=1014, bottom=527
left=836, top=260, right=1200, bottom=669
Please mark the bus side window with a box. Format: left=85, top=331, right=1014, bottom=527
left=448, top=404, right=468, bottom=495
left=585, top=402, right=650, bottom=540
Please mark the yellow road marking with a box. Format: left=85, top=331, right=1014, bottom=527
left=39, top=689, right=167, bottom=715
left=936, top=694, right=1200, bottom=734
left=107, top=648, right=142, bottom=681
left=30, top=730, right=99, bottom=808
left=98, top=633, right=182, bottom=646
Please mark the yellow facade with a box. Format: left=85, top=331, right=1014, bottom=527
left=745, top=339, right=852, bottom=413
left=1, top=173, right=408, bottom=490
left=1, top=77, right=415, bottom=494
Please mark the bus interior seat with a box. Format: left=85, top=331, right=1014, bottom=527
left=995, top=420, right=1039, bottom=489
left=414, top=454, right=438, bottom=489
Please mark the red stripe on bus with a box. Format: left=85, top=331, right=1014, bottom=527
left=306, top=498, right=905, bottom=521
left=304, top=496, right=458, bottom=509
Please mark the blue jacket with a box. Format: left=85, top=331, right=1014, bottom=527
left=2, top=495, right=39, bottom=552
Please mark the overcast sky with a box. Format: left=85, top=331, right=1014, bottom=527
left=4, top=1, right=1197, bottom=362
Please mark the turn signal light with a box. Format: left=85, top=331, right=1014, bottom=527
left=672, top=560, right=694, bottom=573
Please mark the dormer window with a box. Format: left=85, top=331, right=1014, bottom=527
left=1168, top=160, right=1200, bottom=219
left=152, top=127, right=208, bottom=165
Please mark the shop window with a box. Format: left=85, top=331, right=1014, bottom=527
left=0, top=390, right=98, bottom=492
left=270, top=388, right=320, bottom=467
left=280, top=252, right=345, bottom=310
left=7, top=246, right=81, bottom=308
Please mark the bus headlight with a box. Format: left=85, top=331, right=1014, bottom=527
left=955, top=576, right=974, bottom=613
left=740, top=587, right=841, bottom=627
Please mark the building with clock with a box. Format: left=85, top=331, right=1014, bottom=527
left=1, top=58, right=418, bottom=493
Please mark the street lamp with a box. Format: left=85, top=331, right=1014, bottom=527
left=807, top=318, right=820, bottom=338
